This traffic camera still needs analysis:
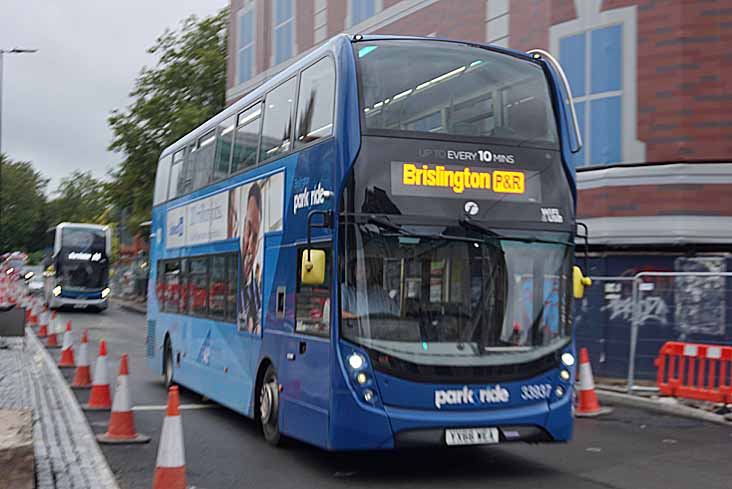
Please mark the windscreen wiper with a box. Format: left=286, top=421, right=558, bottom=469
left=366, top=216, right=405, bottom=234
left=365, top=216, right=483, bottom=244
left=456, top=218, right=573, bottom=246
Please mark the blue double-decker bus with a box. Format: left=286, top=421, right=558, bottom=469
left=147, top=34, right=588, bottom=449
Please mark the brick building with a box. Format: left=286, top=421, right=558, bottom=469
left=225, top=0, right=732, bottom=377
left=226, top=0, right=732, bottom=249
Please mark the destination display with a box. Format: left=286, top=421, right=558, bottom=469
left=390, top=161, right=540, bottom=202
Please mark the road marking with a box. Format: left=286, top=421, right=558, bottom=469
left=132, top=404, right=218, bottom=412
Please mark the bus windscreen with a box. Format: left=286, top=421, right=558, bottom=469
left=356, top=40, right=558, bottom=148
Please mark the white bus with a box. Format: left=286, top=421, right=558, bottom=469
left=43, top=222, right=112, bottom=311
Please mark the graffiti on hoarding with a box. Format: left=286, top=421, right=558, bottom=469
left=602, top=295, right=669, bottom=326
left=674, top=257, right=725, bottom=337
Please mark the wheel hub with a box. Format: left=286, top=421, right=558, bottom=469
left=260, top=382, right=274, bottom=423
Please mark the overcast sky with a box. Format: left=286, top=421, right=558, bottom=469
left=1, top=0, right=227, bottom=193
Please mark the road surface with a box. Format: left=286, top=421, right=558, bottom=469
left=46, top=304, right=732, bottom=489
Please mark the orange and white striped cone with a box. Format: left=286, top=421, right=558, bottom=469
left=97, top=354, right=150, bottom=444
left=59, top=321, right=75, bottom=368
left=38, top=306, right=49, bottom=337
left=575, top=347, right=612, bottom=417
left=24, top=301, right=31, bottom=324
left=152, top=386, right=186, bottom=489
left=72, top=330, right=93, bottom=389
left=46, top=312, right=61, bottom=348
left=84, top=340, right=112, bottom=411
left=30, top=299, right=40, bottom=327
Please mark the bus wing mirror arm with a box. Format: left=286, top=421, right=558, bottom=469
left=302, top=210, right=332, bottom=286
left=305, top=210, right=333, bottom=259
left=576, top=221, right=590, bottom=271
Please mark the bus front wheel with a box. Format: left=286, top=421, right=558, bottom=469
left=163, top=339, right=175, bottom=389
left=259, top=365, right=281, bottom=446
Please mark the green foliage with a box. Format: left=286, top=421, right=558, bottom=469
left=0, top=154, right=49, bottom=253
left=46, top=170, right=110, bottom=227
left=107, top=8, right=228, bottom=232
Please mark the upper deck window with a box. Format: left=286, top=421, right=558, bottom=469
left=295, top=57, right=335, bottom=146
left=356, top=40, right=558, bottom=148
left=260, top=77, right=297, bottom=161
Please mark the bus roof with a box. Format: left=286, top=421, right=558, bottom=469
left=50, top=222, right=110, bottom=232
left=159, top=34, right=535, bottom=162
left=159, top=34, right=351, bottom=160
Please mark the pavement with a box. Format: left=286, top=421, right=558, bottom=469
left=9, top=304, right=732, bottom=489
left=0, top=329, right=119, bottom=488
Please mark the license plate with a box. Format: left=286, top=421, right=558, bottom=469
left=73, top=304, right=88, bottom=309
left=445, top=427, right=499, bottom=446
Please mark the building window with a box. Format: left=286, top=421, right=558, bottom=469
left=273, top=0, right=294, bottom=65
left=349, top=0, right=381, bottom=27
left=485, top=0, right=510, bottom=47
left=314, top=0, right=328, bottom=44
left=560, top=24, right=622, bottom=167
left=237, top=7, right=255, bottom=83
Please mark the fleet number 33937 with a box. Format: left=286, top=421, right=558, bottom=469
left=520, top=384, right=552, bottom=400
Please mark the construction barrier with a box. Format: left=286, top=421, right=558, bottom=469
left=655, top=341, right=732, bottom=403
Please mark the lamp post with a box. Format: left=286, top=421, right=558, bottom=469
left=0, top=48, right=37, bottom=155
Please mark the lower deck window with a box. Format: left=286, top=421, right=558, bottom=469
left=156, top=252, right=238, bottom=323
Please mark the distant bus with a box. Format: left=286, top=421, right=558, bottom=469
left=147, top=34, right=587, bottom=450
left=43, top=223, right=112, bottom=311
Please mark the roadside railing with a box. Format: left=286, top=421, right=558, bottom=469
left=576, top=271, right=732, bottom=394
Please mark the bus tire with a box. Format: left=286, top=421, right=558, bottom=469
left=163, top=338, right=175, bottom=388
left=259, top=365, right=281, bottom=446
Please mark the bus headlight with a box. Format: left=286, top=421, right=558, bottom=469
left=560, top=369, right=571, bottom=381
left=555, top=386, right=565, bottom=398
left=52, top=286, right=62, bottom=297
left=561, top=352, right=575, bottom=367
left=356, top=372, right=368, bottom=385
left=101, top=288, right=111, bottom=299
left=348, top=353, right=365, bottom=370
left=363, top=389, right=375, bottom=402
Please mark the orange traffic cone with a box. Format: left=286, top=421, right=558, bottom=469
left=576, top=347, right=612, bottom=417
left=59, top=321, right=75, bottom=368
left=38, top=305, right=48, bottom=338
left=24, top=304, right=31, bottom=324
left=97, top=354, right=150, bottom=444
left=46, top=312, right=61, bottom=348
left=38, top=306, right=50, bottom=337
left=153, top=386, right=186, bottom=489
left=84, top=340, right=112, bottom=411
left=30, top=299, right=40, bottom=327
left=72, top=330, right=93, bottom=389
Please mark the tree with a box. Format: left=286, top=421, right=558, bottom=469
left=107, top=8, right=228, bottom=232
left=0, top=154, right=49, bottom=253
left=46, top=170, right=110, bottom=226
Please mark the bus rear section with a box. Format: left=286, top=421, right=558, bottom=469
left=45, top=223, right=112, bottom=311
left=323, top=38, right=581, bottom=449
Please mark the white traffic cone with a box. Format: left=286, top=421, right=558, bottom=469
left=97, top=354, right=150, bottom=444
left=84, top=340, right=112, bottom=410
left=58, top=321, right=75, bottom=368
left=72, top=330, right=92, bottom=389
left=153, top=386, right=186, bottom=489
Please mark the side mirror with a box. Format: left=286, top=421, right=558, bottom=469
left=573, top=266, right=592, bottom=299
left=301, top=250, right=326, bottom=286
